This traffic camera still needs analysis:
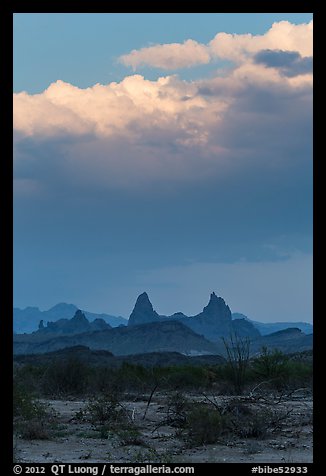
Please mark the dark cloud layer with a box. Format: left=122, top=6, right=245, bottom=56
left=13, top=24, right=313, bottom=320
left=254, top=49, right=313, bottom=77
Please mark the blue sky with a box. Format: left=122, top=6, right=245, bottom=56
left=13, top=13, right=313, bottom=322
left=14, top=13, right=313, bottom=93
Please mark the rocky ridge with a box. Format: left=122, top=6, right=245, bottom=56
left=128, top=291, right=260, bottom=340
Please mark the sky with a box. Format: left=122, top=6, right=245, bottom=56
left=13, top=13, right=313, bottom=323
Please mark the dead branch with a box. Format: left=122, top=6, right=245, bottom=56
left=142, top=383, right=159, bottom=420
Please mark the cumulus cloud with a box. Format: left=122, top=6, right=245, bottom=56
left=13, top=75, right=211, bottom=141
left=13, top=19, right=313, bottom=322
left=13, top=20, right=312, bottom=191
left=208, top=20, right=313, bottom=64
left=119, top=39, right=211, bottom=70
left=118, top=20, right=313, bottom=71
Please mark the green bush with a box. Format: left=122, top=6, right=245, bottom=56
left=18, top=420, right=51, bottom=440
left=253, top=347, right=289, bottom=380
left=115, top=427, right=144, bottom=446
left=164, top=366, right=211, bottom=390
left=252, top=347, right=313, bottom=391
left=13, top=381, right=56, bottom=440
left=41, top=357, right=90, bottom=396
left=284, top=360, right=312, bottom=389
left=117, top=363, right=150, bottom=393
left=224, top=398, right=291, bottom=439
left=222, top=334, right=251, bottom=395
left=165, top=391, right=190, bottom=428
left=227, top=402, right=271, bottom=438
left=86, top=393, right=125, bottom=426
left=85, top=393, right=140, bottom=441
left=13, top=382, right=47, bottom=420
left=233, top=410, right=271, bottom=438
left=87, top=366, right=116, bottom=394
left=185, top=405, right=227, bottom=445
left=14, top=364, right=45, bottom=395
left=130, top=448, right=173, bottom=463
left=13, top=348, right=312, bottom=402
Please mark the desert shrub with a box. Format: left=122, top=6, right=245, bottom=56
left=234, top=411, right=270, bottom=439
left=164, top=366, right=211, bottom=390
left=283, top=360, right=313, bottom=389
left=165, top=391, right=190, bottom=428
left=86, top=393, right=125, bottom=425
left=212, top=364, right=254, bottom=394
left=85, top=393, right=139, bottom=440
left=88, top=363, right=162, bottom=395
left=224, top=399, right=291, bottom=439
left=130, top=448, right=173, bottom=463
left=13, top=381, right=57, bottom=440
left=18, top=420, right=51, bottom=440
left=13, top=382, right=47, bottom=420
left=251, top=347, right=313, bottom=392
left=118, top=363, right=151, bottom=393
left=168, top=391, right=189, bottom=415
left=14, top=364, right=45, bottom=395
left=185, top=404, right=227, bottom=445
left=252, top=347, right=289, bottom=380
left=115, top=427, right=144, bottom=446
left=13, top=359, right=234, bottom=399
left=41, top=357, right=90, bottom=396
left=178, top=396, right=292, bottom=443
left=222, top=334, right=251, bottom=395
left=227, top=404, right=271, bottom=438
left=88, top=366, right=123, bottom=395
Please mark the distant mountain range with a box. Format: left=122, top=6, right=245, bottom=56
left=232, top=313, right=313, bottom=336
left=14, top=319, right=223, bottom=356
left=14, top=303, right=127, bottom=333
left=13, top=313, right=312, bottom=357
left=250, top=327, right=313, bottom=355
left=13, top=292, right=313, bottom=357
left=37, top=309, right=112, bottom=335
left=14, top=297, right=313, bottom=337
left=13, top=345, right=227, bottom=368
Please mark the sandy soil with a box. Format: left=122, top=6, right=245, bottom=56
left=15, top=393, right=313, bottom=464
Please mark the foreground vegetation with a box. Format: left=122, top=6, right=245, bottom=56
left=14, top=346, right=312, bottom=454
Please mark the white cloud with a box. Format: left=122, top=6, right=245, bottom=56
left=13, top=88, right=94, bottom=137
left=118, top=20, right=313, bottom=71
left=13, top=20, right=312, bottom=190
left=119, top=39, right=210, bottom=70
left=14, top=20, right=312, bottom=145
left=209, top=20, right=313, bottom=64
left=13, top=64, right=311, bottom=147
left=13, top=75, right=211, bottom=141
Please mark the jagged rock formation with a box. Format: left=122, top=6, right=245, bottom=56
left=183, top=292, right=234, bottom=340
left=200, top=292, right=232, bottom=323
left=128, top=291, right=260, bottom=341
left=14, top=301, right=312, bottom=336
left=36, top=310, right=112, bottom=336
left=13, top=294, right=312, bottom=358
left=128, top=292, right=160, bottom=326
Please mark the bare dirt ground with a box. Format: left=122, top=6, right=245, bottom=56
left=15, top=393, right=313, bottom=464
